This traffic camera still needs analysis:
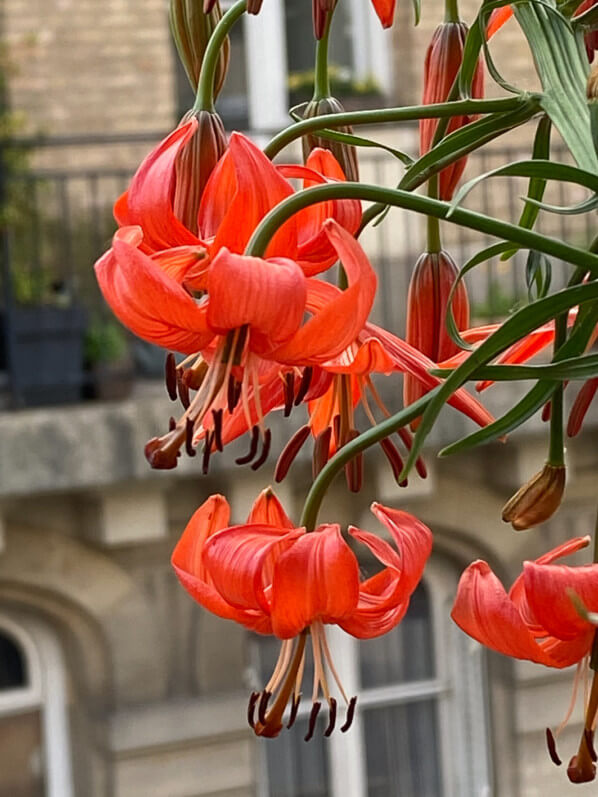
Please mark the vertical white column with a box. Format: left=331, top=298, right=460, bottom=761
left=326, top=627, right=367, bottom=797
left=348, top=0, right=393, bottom=96
left=244, top=3, right=289, bottom=132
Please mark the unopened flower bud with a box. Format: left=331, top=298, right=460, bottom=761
left=404, top=250, right=469, bottom=419
left=174, top=109, right=228, bottom=235
left=502, top=463, right=566, bottom=531
left=420, top=21, right=484, bottom=200
left=170, top=0, right=229, bottom=97
left=302, top=96, right=359, bottom=181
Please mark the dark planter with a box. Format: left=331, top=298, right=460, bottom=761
left=86, top=360, right=135, bottom=401
left=1, top=304, right=87, bottom=407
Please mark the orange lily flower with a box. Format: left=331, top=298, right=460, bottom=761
left=172, top=489, right=433, bottom=738
left=113, top=121, right=360, bottom=280
left=452, top=536, right=598, bottom=783
left=95, top=220, right=377, bottom=470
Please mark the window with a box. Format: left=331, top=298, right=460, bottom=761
left=0, top=615, right=74, bottom=797
left=253, top=560, right=491, bottom=797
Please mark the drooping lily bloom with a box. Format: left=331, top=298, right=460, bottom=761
left=95, top=219, right=376, bottom=470
left=193, top=319, right=494, bottom=485
left=172, top=489, right=433, bottom=738
left=403, top=250, right=470, bottom=425
left=420, top=21, right=485, bottom=200
left=114, top=121, right=360, bottom=279
left=451, top=536, right=598, bottom=782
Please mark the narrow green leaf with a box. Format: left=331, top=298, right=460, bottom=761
left=521, top=194, right=598, bottom=215
left=433, top=352, right=598, bottom=381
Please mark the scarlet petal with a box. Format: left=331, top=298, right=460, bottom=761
left=270, top=525, right=360, bottom=638
left=207, top=249, right=307, bottom=346
left=268, top=220, right=377, bottom=365
left=451, top=561, right=576, bottom=667
left=371, top=0, right=396, bottom=26
left=524, top=561, right=598, bottom=641
left=94, top=227, right=214, bottom=354
left=247, top=488, right=295, bottom=529
left=117, top=120, right=202, bottom=251
left=487, top=6, right=513, bottom=38
left=172, top=496, right=271, bottom=632
left=199, top=132, right=295, bottom=257
left=203, top=524, right=304, bottom=615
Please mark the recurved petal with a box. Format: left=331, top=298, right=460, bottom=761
left=523, top=561, right=598, bottom=642
left=247, top=488, right=295, bottom=529
left=203, top=524, right=304, bottom=615
left=371, top=0, right=396, bottom=26
left=268, top=220, right=376, bottom=365
left=117, top=120, right=202, bottom=251
left=207, top=249, right=306, bottom=346
left=451, top=560, right=571, bottom=667
left=95, top=227, right=215, bottom=354
left=270, top=525, right=360, bottom=638
left=200, top=132, right=295, bottom=257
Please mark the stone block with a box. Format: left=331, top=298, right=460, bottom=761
left=84, top=485, right=168, bottom=546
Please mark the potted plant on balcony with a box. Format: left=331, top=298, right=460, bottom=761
left=84, top=316, right=134, bottom=401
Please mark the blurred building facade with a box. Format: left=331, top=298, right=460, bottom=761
left=1, top=1, right=597, bottom=796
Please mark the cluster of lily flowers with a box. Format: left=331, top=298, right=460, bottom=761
left=94, top=0, right=598, bottom=784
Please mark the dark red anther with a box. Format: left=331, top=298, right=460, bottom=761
left=145, top=430, right=184, bottom=470
left=202, top=432, right=213, bottom=475
left=247, top=691, right=259, bottom=729
left=258, top=690, right=271, bottom=726
left=324, top=697, right=337, bottom=737
left=340, top=696, right=357, bottom=733
left=313, top=427, right=332, bottom=478
left=168, top=416, right=177, bottom=432
left=333, top=414, right=341, bottom=443
left=177, top=374, right=190, bottom=410
left=542, top=400, right=552, bottom=422
left=304, top=702, right=321, bottom=742
left=379, top=437, right=407, bottom=486
left=185, top=417, right=197, bottom=458
left=344, top=429, right=363, bottom=493
left=585, top=729, right=597, bottom=762
left=294, top=367, right=313, bottom=406
left=284, top=372, right=295, bottom=417
left=275, top=425, right=311, bottom=482
left=227, top=374, right=242, bottom=413
left=546, top=727, right=562, bottom=766
left=287, top=694, right=301, bottom=729
left=211, top=409, right=224, bottom=452
left=236, top=426, right=260, bottom=465
left=251, top=428, right=272, bottom=471
left=165, top=353, right=178, bottom=401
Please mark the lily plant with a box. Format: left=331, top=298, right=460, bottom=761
left=95, top=0, right=598, bottom=784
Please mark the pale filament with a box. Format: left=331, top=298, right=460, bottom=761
left=555, top=658, right=585, bottom=738
left=265, top=639, right=293, bottom=695
left=319, top=623, right=349, bottom=704
left=311, top=622, right=330, bottom=703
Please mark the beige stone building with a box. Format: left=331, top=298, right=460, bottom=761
left=1, top=1, right=597, bottom=796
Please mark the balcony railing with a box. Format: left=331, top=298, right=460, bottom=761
left=0, top=131, right=594, bottom=408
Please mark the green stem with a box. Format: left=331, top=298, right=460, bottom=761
left=313, top=9, right=333, bottom=100
left=548, top=319, right=566, bottom=465
left=263, top=96, right=535, bottom=158
left=445, top=0, right=460, bottom=23
left=245, top=182, right=598, bottom=274
left=300, top=389, right=439, bottom=529
left=194, top=0, right=247, bottom=112
left=427, top=175, right=442, bottom=253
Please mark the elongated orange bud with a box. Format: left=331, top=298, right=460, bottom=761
left=302, top=96, right=360, bottom=181
left=502, top=463, right=566, bottom=530
left=170, top=0, right=229, bottom=97
left=174, top=109, right=228, bottom=235
left=403, top=250, right=469, bottom=418
left=420, top=21, right=484, bottom=200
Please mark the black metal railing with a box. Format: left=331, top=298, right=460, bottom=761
left=0, top=132, right=594, bottom=407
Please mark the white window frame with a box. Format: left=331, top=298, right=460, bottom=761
left=254, top=556, right=492, bottom=797
left=0, top=613, right=74, bottom=797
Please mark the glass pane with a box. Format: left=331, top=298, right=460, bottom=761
left=364, top=700, right=442, bottom=797
left=216, top=23, right=249, bottom=128
left=0, top=709, right=45, bottom=797
left=0, top=631, right=27, bottom=690
left=359, top=582, right=435, bottom=688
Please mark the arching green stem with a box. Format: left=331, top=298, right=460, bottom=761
left=194, top=0, right=247, bottom=112
left=263, top=96, right=536, bottom=158
left=299, top=390, right=440, bottom=530
left=313, top=8, right=333, bottom=100
left=245, top=182, right=598, bottom=274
